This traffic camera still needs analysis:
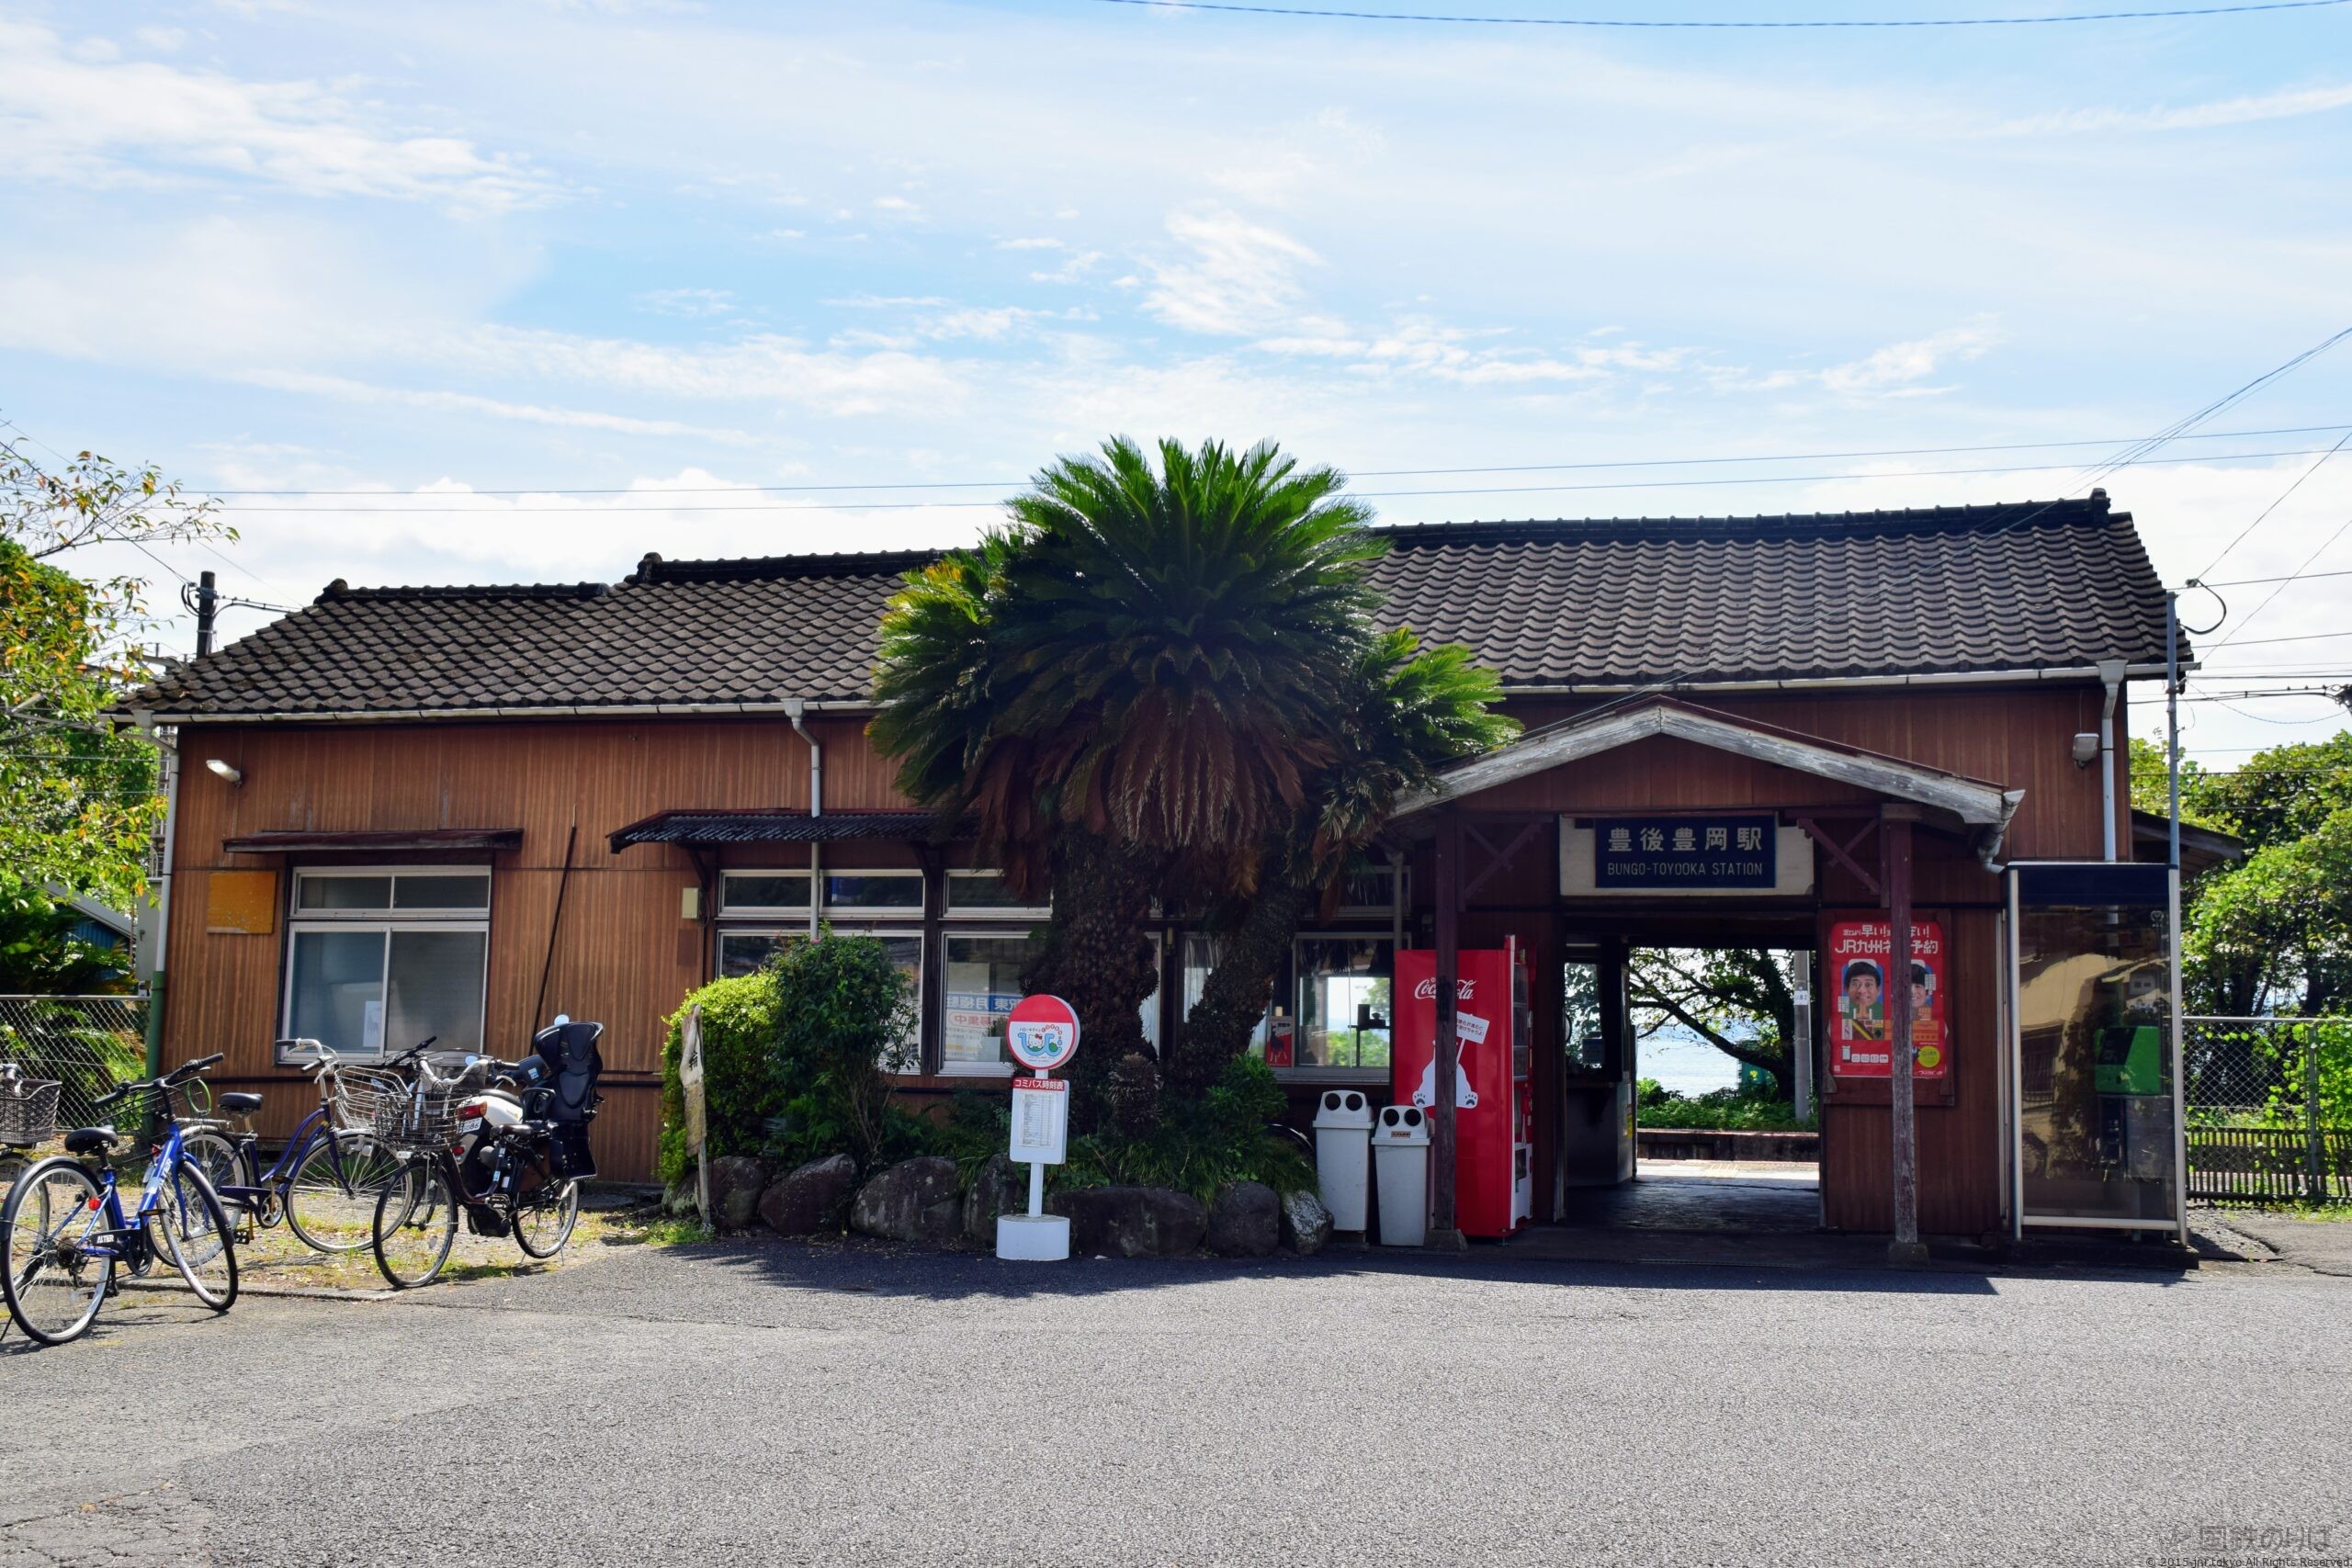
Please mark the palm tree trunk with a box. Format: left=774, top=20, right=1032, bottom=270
left=1170, top=872, right=1318, bottom=1099
left=1020, top=830, right=1161, bottom=1132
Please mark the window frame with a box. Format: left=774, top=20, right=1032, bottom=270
left=718, top=869, right=816, bottom=918
left=279, top=865, right=491, bottom=1065
left=937, top=924, right=1044, bottom=1079
left=820, top=868, right=927, bottom=918
left=711, top=924, right=926, bottom=1075
left=944, top=869, right=1050, bottom=920
left=1285, top=930, right=1396, bottom=1082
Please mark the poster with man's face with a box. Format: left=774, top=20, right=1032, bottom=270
left=1827, top=917, right=1948, bottom=1078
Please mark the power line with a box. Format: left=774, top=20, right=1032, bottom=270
left=204, top=444, right=2352, bottom=513
left=184, top=423, right=2352, bottom=498
left=1077, top=0, right=2352, bottom=27
left=2208, top=513, right=2352, bottom=650
left=2194, top=429, right=2352, bottom=581
left=2202, top=566, right=2352, bottom=588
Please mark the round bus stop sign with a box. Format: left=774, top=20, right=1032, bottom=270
left=1005, top=994, right=1081, bottom=1074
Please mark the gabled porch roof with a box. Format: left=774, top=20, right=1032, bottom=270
left=1397, top=696, right=2024, bottom=859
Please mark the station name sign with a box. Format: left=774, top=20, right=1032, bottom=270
left=1560, top=815, right=1814, bottom=898
left=1593, top=815, right=1776, bottom=889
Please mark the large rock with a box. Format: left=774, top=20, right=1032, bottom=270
left=759, top=1153, right=857, bottom=1236
left=707, top=1155, right=767, bottom=1232
left=662, top=1168, right=700, bottom=1219
left=1048, top=1185, right=1208, bottom=1258
left=1280, top=1189, right=1333, bottom=1257
left=1205, top=1181, right=1279, bottom=1258
left=850, top=1156, right=963, bottom=1246
left=963, top=1153, right=1023, bottom=1246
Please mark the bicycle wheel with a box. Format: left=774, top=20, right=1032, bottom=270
left=512, top=1153, right=581, bottom=1259
left=286, top=1130, right=399, bottom=1253
left=371, top=1159, right=458, bottom=1289
left=154, top=1166, right=238, bottom=1313
left=179, top=1130, right=244, bottom=1201
left=2, top=1157, right=112, bottom=1347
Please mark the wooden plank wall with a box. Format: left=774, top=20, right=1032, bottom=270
left=161, top=682, right=2119, bottom=1190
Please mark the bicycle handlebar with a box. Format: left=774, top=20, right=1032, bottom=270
left=95, top=1053, right=224, bottom=1107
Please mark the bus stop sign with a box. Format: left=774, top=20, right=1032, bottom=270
left=1005, top=994, right=1080, bottom=1074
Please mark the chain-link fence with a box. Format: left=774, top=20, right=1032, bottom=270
left=2184, top=1016, right=2352, bottom=1204
left=0, top=995, right=150, bottom=1145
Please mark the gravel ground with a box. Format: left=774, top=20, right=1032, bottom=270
left=3, top=1234, right=2348, bottom=1567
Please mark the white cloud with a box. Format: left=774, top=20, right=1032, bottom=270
left=1141, top=209, right=1320, bottom=336
left=1994, top=83, right=2352, bottom=138
left=0, top=18, right=557, bottom=211
left=995, top=236, right=1064, bottom=251
left=232, top=370, right=764, bottom=444
left=1030, top=249, right=1104, bottom=284
left=637, top=287, right=738, bottom=317
left=1819, top=320, right=2007, bottom=399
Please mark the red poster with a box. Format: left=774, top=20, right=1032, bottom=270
left=1826, top=917, right=1949, bottom=1078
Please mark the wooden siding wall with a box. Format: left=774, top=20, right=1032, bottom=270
left=162, top=683, right=2120, bottom=1192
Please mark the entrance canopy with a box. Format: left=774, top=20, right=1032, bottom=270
left=1396, top=697, right=2023, bottom=863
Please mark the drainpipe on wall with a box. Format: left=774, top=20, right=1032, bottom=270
left=135, top=716, right=178, bottom=1078
left=2098, top=660, right=2127, bottom=862
left=785, top=699, right=822, bottom=937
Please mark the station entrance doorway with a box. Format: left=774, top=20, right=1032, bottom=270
left=1551, top=919, right=1824, bottom=1238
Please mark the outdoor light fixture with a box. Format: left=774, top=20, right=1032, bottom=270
left=205, top=759, right=243, bottom=785
left=2069, top=733, right=2099, bottom=769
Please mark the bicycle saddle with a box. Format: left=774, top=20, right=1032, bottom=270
left=63, top=1125, right=119, bottom=1156
left=219, top=1092, right=264, bottom=1115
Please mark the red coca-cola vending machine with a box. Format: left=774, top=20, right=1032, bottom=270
left=1394, top=939, right=1533, bottom=1240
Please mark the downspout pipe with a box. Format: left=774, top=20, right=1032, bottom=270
left=784, top=699, right=822, bottom=937
left=2098, top=660, right=2127, bottom=863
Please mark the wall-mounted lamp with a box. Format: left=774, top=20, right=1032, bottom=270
left=2069, top=733, right=2099, bottom=770
left=205, top=759, right=243, bottom=786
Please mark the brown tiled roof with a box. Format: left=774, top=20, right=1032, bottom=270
left=129, top=493, right=2175, bottom=720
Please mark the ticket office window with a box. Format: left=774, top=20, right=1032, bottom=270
left=283, top=868, right=490, bottom=1062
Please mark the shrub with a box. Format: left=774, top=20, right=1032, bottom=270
left=657, top=970, right=785, bottom=1186
left=1634, top=1077, right=1815, bottom=1133
left=1063, top=1055, right=1315, bottom=1203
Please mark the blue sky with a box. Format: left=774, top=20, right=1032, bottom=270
left=3, top=0, right=2349, bottom=764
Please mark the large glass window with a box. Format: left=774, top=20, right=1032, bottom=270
left=1295, top=936, right=1394, bottom=1072
left=1563, top=959, right=1605, bottom=1073
left=2014, top=863, right=2179, bottom=1226
left=946, top=871, right=1048, bottom=917
left=943, top=931, right=1038, bottom=1076
left=283, top=868, right=489, bottom=1060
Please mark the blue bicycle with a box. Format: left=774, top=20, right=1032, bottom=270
left=177, top=1041, right=402, bottom=1254
left=0, top=1055, right=239, bottom=1347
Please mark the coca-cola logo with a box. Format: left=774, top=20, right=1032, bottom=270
left=1411, top=977, right=1478, bottom=1000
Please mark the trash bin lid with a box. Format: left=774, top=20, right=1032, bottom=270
left=1312, top=1089, right=1375, bottom=1130
left=1374, top=1103, right=1430, bottom=1145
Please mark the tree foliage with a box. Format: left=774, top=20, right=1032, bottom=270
left=872, top=436, right=1513, bottom=1127
left=1629, top=948, right=1804, bottom=1100
left=2, top=441, right=232, bottom=908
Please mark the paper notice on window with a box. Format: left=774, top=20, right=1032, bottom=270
left=1456, top=1010, right=1491, bottom=1045
left=363, top=998, right=385, bottom=1052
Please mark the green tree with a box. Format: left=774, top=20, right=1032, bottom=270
left=872, top=436, right=1510, bottom=1128
left=0, top=875, right=129, bottom=993
left=2186, top=806, right=2352, bottom=1018
left=2185, top=732, right=2352, bottom=853
left=1629, top=948, right=1804, bottom=1101
left=1168, top=629, right=1514, bottom=1097
left=2127, top=735, right=2217, bottom=826
left=3, top=441, right=232, bottom=908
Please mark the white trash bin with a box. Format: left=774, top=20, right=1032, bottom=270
left=1312, top=1089, right=1374, bottom=1232
left=1373, top=1103, right=1431, bottom=1248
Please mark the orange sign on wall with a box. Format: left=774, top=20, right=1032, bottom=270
left=204, top=871, right=279, bottom=934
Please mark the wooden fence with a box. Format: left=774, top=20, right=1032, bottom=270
left=2186, top=1125, right=2352, bottom=1204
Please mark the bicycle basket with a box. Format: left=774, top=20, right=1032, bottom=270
left=0, top=1067, right=62, bottom=1147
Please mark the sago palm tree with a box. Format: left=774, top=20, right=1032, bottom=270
left=870, top=436, right=1387, bottom=1123
left=1168, top=629, right=1518, bottom=1096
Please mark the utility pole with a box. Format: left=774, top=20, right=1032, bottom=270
left=193, top=570, right=218, bottom=658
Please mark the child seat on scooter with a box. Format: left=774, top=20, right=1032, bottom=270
left=523, top=1019, right=604, bottom=1178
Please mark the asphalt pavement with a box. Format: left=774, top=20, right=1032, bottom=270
left=3, top=1233, right=2349, bottom=1567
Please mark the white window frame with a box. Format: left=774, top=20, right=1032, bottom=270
left=1334, top=860, right=1408, bottom=919
left=820, top=868, right=926, bottom=918
left=718, top=869, right=815, bottom=918
left=944, top=869, right=1050, bottom=920
left=938, top=925, right=1044, bottom=1079
left=1285, top=931, right=1396, bottom=1083
left=280, top=865, right=491, bottom=1064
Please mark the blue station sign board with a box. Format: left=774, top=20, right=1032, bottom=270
left=1593, top=815, right=1779, bottom=890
